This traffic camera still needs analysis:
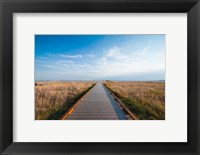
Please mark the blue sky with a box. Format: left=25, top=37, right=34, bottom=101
left=35, top=35, right=165, bottom=81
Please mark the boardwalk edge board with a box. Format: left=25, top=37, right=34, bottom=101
left=60, top=84, right=96, bottom=120
left=104, top=84, right=139, bottom=120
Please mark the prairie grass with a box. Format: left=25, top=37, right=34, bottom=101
left=104, top=82, right=165, bottom=120
left=35, top=82, right=95, bottom=120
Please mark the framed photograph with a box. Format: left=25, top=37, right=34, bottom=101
left=34, top=34, right=165, bottom=121
left=0, top=0, right=200, bottom=154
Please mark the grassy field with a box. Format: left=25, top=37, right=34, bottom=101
left=35, top=81, right=95, bottom=120
left=104, top=81, right=165, bottom=120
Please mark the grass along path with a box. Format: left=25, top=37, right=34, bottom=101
left=35, top=82, right=95, bottom=120
left=104, top=82, right=165, bottom=120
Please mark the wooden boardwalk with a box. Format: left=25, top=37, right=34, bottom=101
left=65, top=83, right=128, bottom=120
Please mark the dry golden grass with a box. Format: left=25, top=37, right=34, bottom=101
left=35, top=81, right=95, bottom=120
left=104, top=81, right=165, bottom=120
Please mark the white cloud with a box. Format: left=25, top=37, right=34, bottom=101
left=104, top=47, right=128, bottom=61
left=62, top=64, right=70, bottom=67
left=105, top=47, right=121, bottom=56
left=59, top=54, right=82, bottom=58
left=42, top=59, right=93, bottom=73
left=93, top=46, right=165, bottom=78
left=37, top=45, right=165, bottom=80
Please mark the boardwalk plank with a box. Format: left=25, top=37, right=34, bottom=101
left=66, top=83, right=128, bottom=120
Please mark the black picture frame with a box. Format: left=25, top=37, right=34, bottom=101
left=0, top=0, right=200, bottom=154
